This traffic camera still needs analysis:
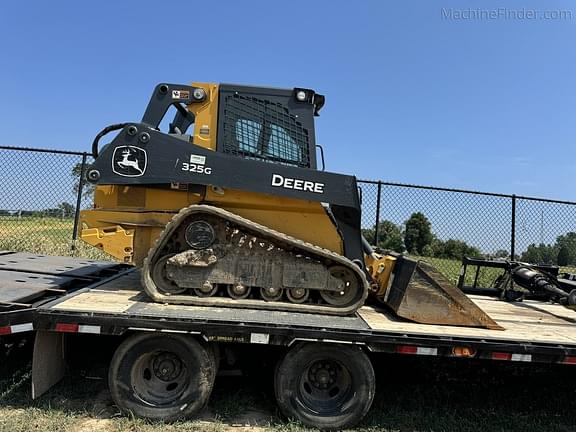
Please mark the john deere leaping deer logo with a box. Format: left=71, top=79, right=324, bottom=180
left=112, top=146, right=148, bottom=177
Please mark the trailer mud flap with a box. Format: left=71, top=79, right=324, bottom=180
left=32, top=331, right=65, bottom=399
left=385, top=258, right=502, bottom=330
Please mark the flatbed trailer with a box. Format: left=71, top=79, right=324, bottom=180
left=1, top=251, right=576, bottom=429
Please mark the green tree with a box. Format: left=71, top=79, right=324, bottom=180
left=425, top=237, right=481, bottom=259
left=58, top=202, right=75, bottom=218
left=361, top=228, right=373, bottom=243
left=423, top=237, right=444, bottom=257
left=404, top=212, right=433, bottom=255
left=72, top=162, right=95, bottom=199
left=424, top=236, right=445, bottom=257
left=363, top=220, right=405, bottom=253
left=520, top=243, right=558, bottom=265
left=441, top=239, right=481, bottom=259
left=493, top=249, right=510, bottom=259
left=557, top=244, right=571, bottom=266
left=555, top=232, right=576, bottom=265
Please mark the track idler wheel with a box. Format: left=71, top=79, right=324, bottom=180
left=151, top=254, right=187, bottom=295
left=320, top=266, right=360, bottom=306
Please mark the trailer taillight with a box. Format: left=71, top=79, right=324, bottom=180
left=492, top=352, right=532, bottom=362
left=0, top=323, right=33, bottom=335
left=55, top=323, right=79, bottom=333
left=54, top=323, right=101, bottom=334
left=396, top=345, right=438, bottom=356
left=492, top=352, right=512, bottom=361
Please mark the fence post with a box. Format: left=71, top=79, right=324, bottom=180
left=71, top=153, right=88, bottom=254
left=511, top=194, right=516, bottom=260
left=374, top=181, right=382, bottom=245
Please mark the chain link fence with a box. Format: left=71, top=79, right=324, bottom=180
left=0, top=146, right=103, bottom=259
left=359, top=180, right=576, bottom=284
left=2, top=146, right=576, bottom=285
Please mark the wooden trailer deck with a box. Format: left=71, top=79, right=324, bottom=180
left=44, top=269, right=576, bottom=348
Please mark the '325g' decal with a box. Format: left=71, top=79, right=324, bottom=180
left=181, top=162, right=212, bottom=174
left=181, top=154, right=212, bottom=175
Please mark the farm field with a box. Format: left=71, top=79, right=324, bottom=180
left=418, top=256, right=499, bottom=286
left=0, top=216, right=496, bottom=283
left=3, top=216, right=576, bottom=289
left=0, top=216, right=109, bottom=260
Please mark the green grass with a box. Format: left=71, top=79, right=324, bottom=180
left=408, top=255, right=502, bottom=288
left=415, top=255, right=576, bottom=289
left=0, top=355, right=575, bottom=432
left=0, top=216, right=109, bottom=260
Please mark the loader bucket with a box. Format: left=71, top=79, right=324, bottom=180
left=385, top=257, right=502, bottom=330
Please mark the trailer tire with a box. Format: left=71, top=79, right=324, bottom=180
left=109, top=333, right=216, bottom=421
left=274, top=343, right=375, bottom=430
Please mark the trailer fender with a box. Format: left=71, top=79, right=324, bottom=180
left=31, top=331, right=65, bottom=399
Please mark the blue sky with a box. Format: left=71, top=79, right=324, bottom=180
left=1, top=0, right=575, bottom=200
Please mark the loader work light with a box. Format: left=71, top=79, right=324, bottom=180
left=296, top=90, right=307, bottom=101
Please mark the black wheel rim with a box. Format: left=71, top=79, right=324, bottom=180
left=261, top=287, right=283, bottom=301
left=321, top=266, right=359, bottom=306
left=194, top=283, right=218, bottom=297
left=296, top=359, right=354, bottom=416
left=131, top=350, right=190, bottom=406
left=227, top=284, right=251, bottom=299
left=287, top=288, right=309, bottom=304
left=151, top=254, right=186, bottom=295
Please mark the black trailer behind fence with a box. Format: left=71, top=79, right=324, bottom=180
left=2, top=145, right=576, bottom=282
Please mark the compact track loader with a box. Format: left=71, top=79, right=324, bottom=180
left=81, top=82, right=499, bottom=328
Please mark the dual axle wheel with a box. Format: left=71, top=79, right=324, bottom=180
left=108, top=333, right=217, bottom=421
left=275, top=343, right=375, bottom=430
left=108, top=334, right=375, bottom=429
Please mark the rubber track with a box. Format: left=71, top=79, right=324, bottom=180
left=141, top=205, right=369, bottom=315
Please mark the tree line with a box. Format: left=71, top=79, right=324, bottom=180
left=362, top=212, right=481, bottom=260
left=520, top=233, right=576, bottom=266
left=363, top=212, right=576, bottom=265
left=0, top=202, right=75, bottom=218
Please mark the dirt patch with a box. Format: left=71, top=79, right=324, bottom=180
left=71, top=418, right=114, bottom=432
left=195, top=422, right=272, bottom=432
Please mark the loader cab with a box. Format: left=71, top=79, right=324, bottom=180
left=216, top=84, right=324, bottom=170
left=156, top=83, right=325, bottom=170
